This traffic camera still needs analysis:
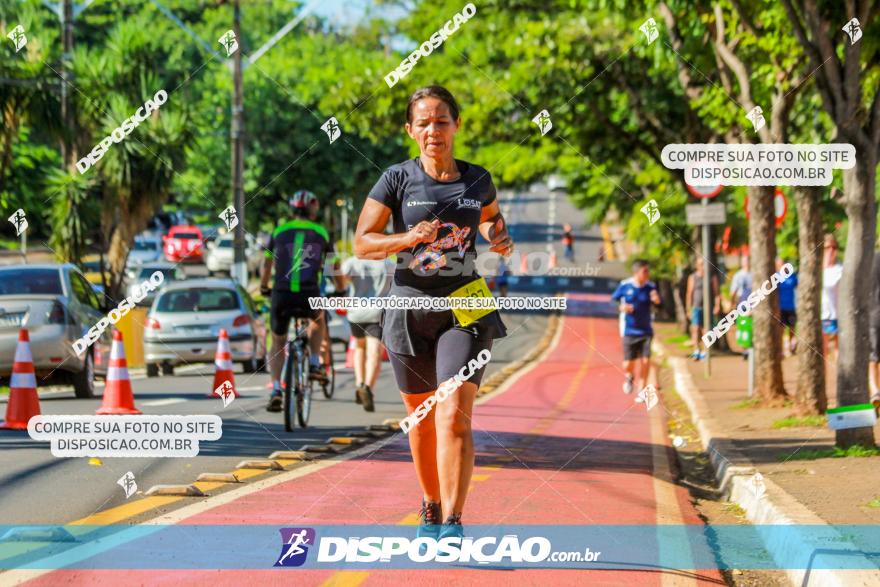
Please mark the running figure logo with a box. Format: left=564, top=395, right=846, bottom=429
left=275, top=527, right=316, bottom=567
left=639, top=18, right=658, bottom=44
left=8, top=209, right=27, bottom=236
left=7, top=25, right=26, bottom=52
left=842, top=18, right=862, bottom=45
left=117, top=471, right=137, bottom=499
left=321, top=117, right=341, bottom=144
left=532, top=109, right=552, bottom=136
left=219, top=206, right=238, bottom=231
left=639, top=199, right=660, bottom=226
left=410, top=222, right=471, bottom=274
left=218, top=30, right=238, bottom=56
left=215, top=380, right=235, bottom=408
left=746, top=106, right=765, bottom=132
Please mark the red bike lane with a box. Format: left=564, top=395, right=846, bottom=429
left=17, top=312, right=724, bottom=587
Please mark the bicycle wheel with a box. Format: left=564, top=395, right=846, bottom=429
left=322, top=343, right=335, bottom=399
left=296, top=346, right=313, bottom=428
left=282, top=343, right=295, bottom=432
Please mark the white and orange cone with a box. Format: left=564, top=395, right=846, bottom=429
left=96, top=330, right=141, bottom=415
left=549, top=250, right=558, bottom=269
left=208, top=328, right=239, bottom=398
left=1, top=329, right=41, bottom=429
left=520, top=252, right=529, bottom=275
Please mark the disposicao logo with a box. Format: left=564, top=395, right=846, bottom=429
left=275, top=527, right=316, bottom=567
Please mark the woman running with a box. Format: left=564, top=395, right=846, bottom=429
left=354, top=85, right=513, bottom=539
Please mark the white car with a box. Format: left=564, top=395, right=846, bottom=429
left=126, top=235, right=163, bottom=269
left=204, top=234, right=262, bottom=277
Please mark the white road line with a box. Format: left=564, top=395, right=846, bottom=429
left=141, top=398, right=187, bottom=406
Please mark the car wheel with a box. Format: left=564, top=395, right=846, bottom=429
left=146, top=363, right=159, bottom=378
left=162, top=363, right=175, bottom=376
left=72, top=351, right=96, bottom=399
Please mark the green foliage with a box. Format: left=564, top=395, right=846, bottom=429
left=779, top=445, right=880, bottom=461
left=772, top=414, right=826, bottom=429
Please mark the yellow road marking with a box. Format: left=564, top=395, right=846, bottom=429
left=192, top=481, right=226, bottom=493
left=471, top=474, right=490, bottom=482
left=318, top=571, right=370, bottom=587
left=69, top=496, right=181, bottom=526
left=231, top=468, right=270, bottom=481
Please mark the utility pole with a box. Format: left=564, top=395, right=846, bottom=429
left=60, top=0, right=74, bottom=170
left=231, top=0, right=246, bottom=286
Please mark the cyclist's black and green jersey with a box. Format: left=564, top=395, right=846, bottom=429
left=266, top=219, right=332, bottom=294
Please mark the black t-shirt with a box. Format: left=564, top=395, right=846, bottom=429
left=367, top=157, right=496, bottom=291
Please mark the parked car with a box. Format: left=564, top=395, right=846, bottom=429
left=198, top=223, right=224, bottom=245
left=126, top=262, right=184, bottom=307
left=204, top=233, right=262, bottom=277
left=143, top=278, right=267, bottom=376
left=163, top=225, right=204, bottom=263
left=0, top=264, right=110, bottom=398
left=126, top=235, right=163, bottom=269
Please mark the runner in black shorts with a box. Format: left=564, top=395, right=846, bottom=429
left=354, top=86, right=513, bottom=541
left=260, top=190, right=341, bottom=412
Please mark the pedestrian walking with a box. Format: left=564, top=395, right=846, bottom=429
left=821, top=234, right=843, bottom=362
left=776, top=256, right=798, bottom=356
left=686, top=257, right=720, bottom=360
left=611, top=259, right=661, bottom=395
left=562, top=223, right=575, bottom=262
left=340, top=255, right=393, bottom=412
left=869, top=248, right=880, bottom=409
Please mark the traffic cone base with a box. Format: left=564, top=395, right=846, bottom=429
left=2, top=329, right=41, bottom=429
left=97, top=330, right=141, bottom=415
left=208, top=328, right=239, bottom=398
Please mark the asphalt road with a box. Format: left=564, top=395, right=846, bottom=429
left=0, top=310, right=548, bottom=526
left=0, top=182, right=603, bottom=527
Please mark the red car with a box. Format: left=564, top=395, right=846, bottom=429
left=163, top=225, right=204, bottom=263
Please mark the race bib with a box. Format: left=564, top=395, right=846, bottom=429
left=448, top=278, right=497, bottom=327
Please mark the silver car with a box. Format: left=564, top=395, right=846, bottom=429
left=143, top=278, right=267, bottom=377
left=0, top=264, right=110, bottom=398
left=126, top=235, right=163, bottom=268
left=204, top=233, right=263, bottom=277
left=126, top=262, right=184, bottom=307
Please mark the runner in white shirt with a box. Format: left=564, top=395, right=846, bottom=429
left=821, top=234, right=844, bottom=362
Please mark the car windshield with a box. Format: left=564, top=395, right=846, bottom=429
left=138, top=267, right=176, bottom=281
left=156, top=288, right=240, bottom=312
left=171, top=232, right=199, bottom=240
left=134, top=240, right=158, bottom=251
left=218, top=239, right=233, bottom=249
left=0, top=268, right=63, bottom=295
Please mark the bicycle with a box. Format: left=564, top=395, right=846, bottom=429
left=281, top=317, right=314, bottom=430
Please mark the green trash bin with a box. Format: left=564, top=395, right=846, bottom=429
left=736, top=315, right=753, bottom=349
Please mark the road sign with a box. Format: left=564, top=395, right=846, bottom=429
left=744, top=188, right=787, bottom=227
left=686, top=203, right=727, bottom=225
left=685, top=183, right=723, bottom=199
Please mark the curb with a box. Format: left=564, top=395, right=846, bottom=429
left=656, top=340, right=880, bottom=587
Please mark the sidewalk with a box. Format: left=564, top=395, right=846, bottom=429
left=656, top=323, right=880, bottom=526
left=5, top=314, right=724, bottom=586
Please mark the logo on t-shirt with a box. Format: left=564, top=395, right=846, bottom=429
left=456, top=197, right=480, bottom=210
left=407, top=200, right=435, bottom=207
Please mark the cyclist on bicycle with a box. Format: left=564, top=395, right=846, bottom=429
left=261, top=190, right=340, bottom=412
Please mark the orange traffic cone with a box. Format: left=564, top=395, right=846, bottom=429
left=1, top=329, right=41, bottom=429
left=549, top=250, right=558, bottom=269
left=96, top=330, right=141, bottom=415
left=344, top=336, right=357, bottom=369
left=208, top=328, right=239, bottom=398
left=519, top=252, right=529, bottom=275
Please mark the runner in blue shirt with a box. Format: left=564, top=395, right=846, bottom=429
left=611, top=259, right=661, bottom=394
left=776, top=257, right=798, bottom=355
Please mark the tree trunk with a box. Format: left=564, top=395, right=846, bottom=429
left=793, top=185, right=826, bottom=414
left=835, top=154, right=878, bottom=448
left=748, top=184, right=786, bottom=402
left=106, top=193, right=157, bottom=301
